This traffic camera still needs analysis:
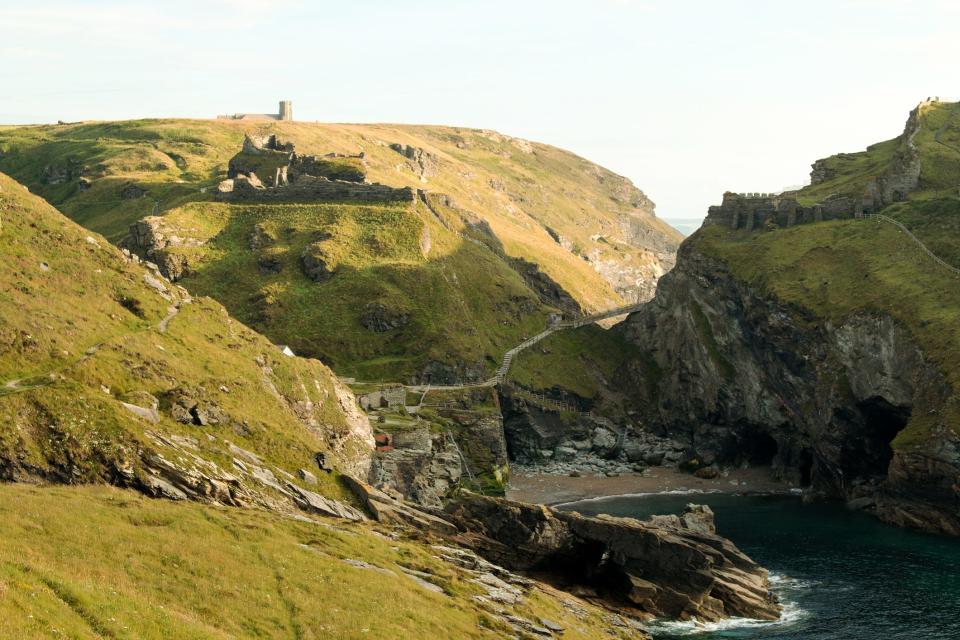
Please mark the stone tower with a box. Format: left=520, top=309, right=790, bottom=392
left=279, top=100, right=293, bottom=121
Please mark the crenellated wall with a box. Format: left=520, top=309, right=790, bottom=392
left=703, top=191, right=864, bottom=231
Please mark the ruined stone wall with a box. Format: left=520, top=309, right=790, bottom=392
left=704, top=191, right=862, bottom=232
left=217, top=175, right=415, bottom=204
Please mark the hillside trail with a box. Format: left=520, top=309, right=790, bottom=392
left=0, top=294, right=190, bottom=397
left=864, top=214, right=960, bottom=277
left=404, top=301, right=647, bottom=394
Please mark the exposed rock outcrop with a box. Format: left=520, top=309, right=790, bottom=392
left=443, top=496, right=781, bottom=622
left=360, top=302, right=409, bottom=332
left=390, top=143, right=439, bottom=179
left=123, top=216, right=202, bottom=281
left=300, top=242, right=335, bottom=282
left=622, top=241, right=960, bottom=536
left=371, top=426, right=462, bottom=508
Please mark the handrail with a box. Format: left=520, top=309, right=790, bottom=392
left=865, top=214, right=960, bottom=276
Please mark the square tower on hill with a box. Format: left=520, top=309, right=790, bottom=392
left=279, top=100, right=293, bottom=121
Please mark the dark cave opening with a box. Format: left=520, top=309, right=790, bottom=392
left=849, top=396, right=912, bottom=478
left=798, top=449, right=814, bottom=487
left=740, top=430, right=779, bottom=466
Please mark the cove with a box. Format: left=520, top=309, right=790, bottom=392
left=558, top=493, right=960, bottom=639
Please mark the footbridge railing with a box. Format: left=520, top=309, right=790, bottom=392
left=864, top=214, right=960, bottom=276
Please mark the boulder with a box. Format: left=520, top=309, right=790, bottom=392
left=360, top=302, right=409, bottom=332
left=342, top=475, right=457, bottom=535
left=121, top=184, right=146, bottom=200
left=300, top=242, right=335, bottom=282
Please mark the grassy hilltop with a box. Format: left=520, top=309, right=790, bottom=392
left=0, top=173, right=639, bottom=639
left=0, top=119, right=680, bottom=382
left=687, top=99, right=960, bottom=451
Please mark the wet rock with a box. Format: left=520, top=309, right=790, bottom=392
left=694, top=465, right=720, bottom=479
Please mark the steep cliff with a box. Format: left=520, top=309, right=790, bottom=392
left=623, top=101, right=960, bottom=535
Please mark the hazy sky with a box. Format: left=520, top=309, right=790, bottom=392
left=1, top=0, right=958, bottom=227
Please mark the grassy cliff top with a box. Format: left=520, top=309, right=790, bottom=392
left=795, top=99, right=960, bottom=206
left=0, top=118, right=681, bottom=313
left=688, top=101, right=960, bottom=450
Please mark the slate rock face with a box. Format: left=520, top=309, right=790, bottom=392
left=623, top=239, right=960, bottom=537
left=442, top=496, right=781, bottom=622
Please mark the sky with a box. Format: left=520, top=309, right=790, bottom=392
left=1, top=0, right=958, bottom=231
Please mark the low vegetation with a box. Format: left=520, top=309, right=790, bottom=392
left=0, top=484, right=634, bottom=640
left=0, top=171, right=364, bottom=500
left=509, top=324, right=639, bottom=399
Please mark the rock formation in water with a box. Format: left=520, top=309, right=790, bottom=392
left=443, top=495, right=781, bottom=622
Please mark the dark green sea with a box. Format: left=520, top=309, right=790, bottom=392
left=558, top=493, right=960, bottom=639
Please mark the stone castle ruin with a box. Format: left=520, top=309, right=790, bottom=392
left=217, top=100, right=293, bottom=122
left=216, top=134, right=415, bottom=203
left=706, top=102, right=924, bottom=232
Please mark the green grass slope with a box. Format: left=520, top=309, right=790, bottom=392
left=510, top=324, right=639, bottom=400
left=0, top=118, right=681, bottom=309
left=146, top=197, right=547, bottom=382
left=0, top=118, right=680, bottom=383
left=0, top=485, right=636, bottom=640
left=0, top=171, right=371, bottom=501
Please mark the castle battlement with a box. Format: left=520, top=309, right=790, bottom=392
left=217, top=100, right=293, bottom=122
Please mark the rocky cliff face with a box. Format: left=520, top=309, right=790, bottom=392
left=622, top=241, right=960, bottom=535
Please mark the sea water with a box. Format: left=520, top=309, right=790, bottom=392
left=558, top=493, right=960, bottom=639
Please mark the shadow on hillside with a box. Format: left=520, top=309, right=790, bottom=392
left=171, top=201, right=557, bottom=384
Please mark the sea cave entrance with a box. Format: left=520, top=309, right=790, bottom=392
left=848, top=396, right=912, bottom=478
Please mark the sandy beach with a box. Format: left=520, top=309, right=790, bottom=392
left=506, top=466, right=792, bottom=505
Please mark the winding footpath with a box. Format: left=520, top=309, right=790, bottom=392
left=406, top=302, right=646, bottom=393
left=864, top=213, right=960, bottom=276
left=0, top=294, right=189, bottom=398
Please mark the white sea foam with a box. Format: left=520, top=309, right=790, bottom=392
left=553, top=488, right=720, bottom=509
left=644, top=573, right=810, bottom=636
left=644, top=601, right=807, bottom=636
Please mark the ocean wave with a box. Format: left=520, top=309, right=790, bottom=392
left=769, top=573, right=820, bottom=590
left=553, top=488, right=720, bottom=509
left=644, top=600, right=807, bottom=636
